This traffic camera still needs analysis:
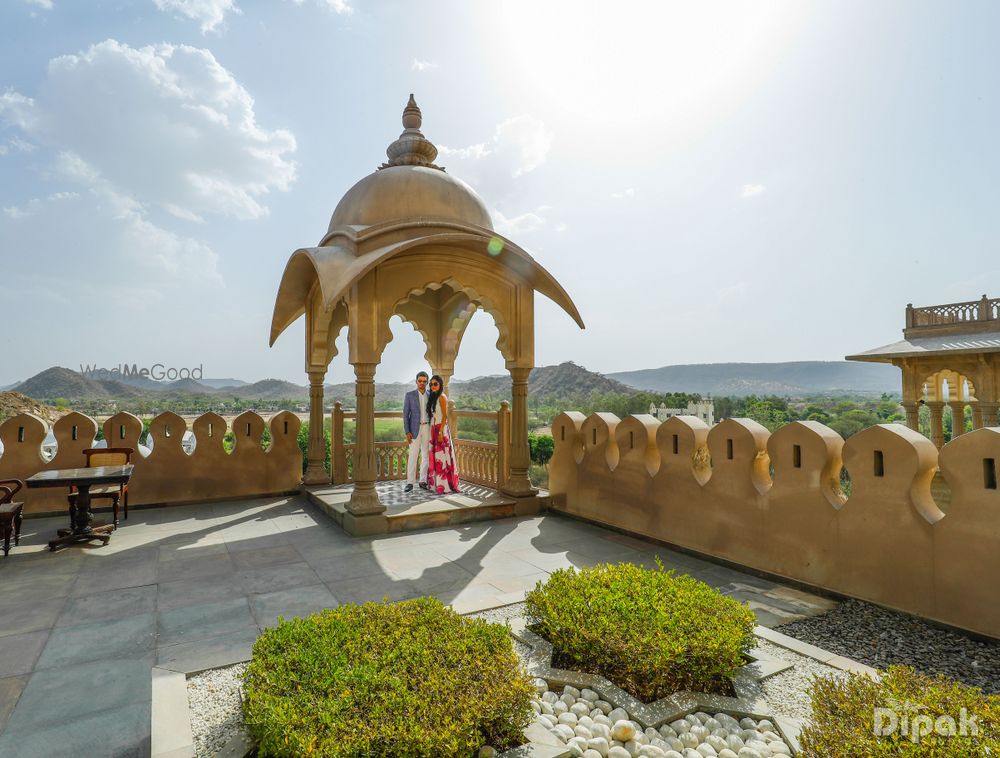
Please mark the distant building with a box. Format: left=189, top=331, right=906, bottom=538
left=649, top=399, right=715, bottom=426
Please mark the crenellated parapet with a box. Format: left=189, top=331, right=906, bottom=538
left=550, top=412, right=1000, bottom=639
left=0, top=410, right=303, bottom=514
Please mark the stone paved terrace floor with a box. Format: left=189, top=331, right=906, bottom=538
left=0, top=494, right=836, bottom=758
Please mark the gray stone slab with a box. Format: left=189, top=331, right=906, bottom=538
left=156, top=541, right=229, bottom=563
left=236, top=561, right=322, bottom=594
left=156, top=597, right=256, bottom=646
left=3, top=572, right=78, bottom=604
left=325, top=574, right=421, bottom=605
left=248, top=583, right=339, bottom=628
left=71, top=561, right=158, bottom=596
left=56, top=583, right=157, bottom=628
left=229, top=544, right=302, bottom=570
left=307, top=552, right=392, bottom=583
left=156, top=626, right=259, bottom=673
left=35, top=612, right=156, bottom=671
left=0, top=700, right=151, bottom=758
left=0, top=631, right=49, bottom=678
left=155, top=553, right=236, bottom=584
left=0, top=675, right=27, bottom=733
left=223, top=532, right=291, bottom=553
left=5, top=654, right=153, bottom=732
left=156, top=573, right=246, bottom=612
left=150, top=668, right=192, bottom=758
left=0, top=596, right=66, bottom=638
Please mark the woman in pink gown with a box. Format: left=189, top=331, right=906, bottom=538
left=425, top=375, right=460, bottom=494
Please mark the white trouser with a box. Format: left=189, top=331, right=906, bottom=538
left=406, top=424, right=430, bottom=483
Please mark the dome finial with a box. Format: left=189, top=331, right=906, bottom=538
left=402, top=94, right=421, bottom=130
left=380, top=94, right=442, bottom=171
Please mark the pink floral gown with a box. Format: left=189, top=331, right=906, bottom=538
left=426, top=394, right=460, bottom=494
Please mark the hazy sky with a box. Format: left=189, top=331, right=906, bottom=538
left=1, top=1, right=998, bottom=387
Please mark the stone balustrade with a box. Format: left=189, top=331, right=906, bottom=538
left=549, top=412, right=1000, bottom=639
left=330, top=402, right=510, bottom=489
left=0, top=410, right=303, bottom=515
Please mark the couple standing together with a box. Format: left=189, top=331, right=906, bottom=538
left=403, top=371, right=460, bottom=494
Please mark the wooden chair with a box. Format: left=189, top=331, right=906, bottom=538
left=0, top=479, right=24, bottom=557
left=68, top=448, right=134, bottom=529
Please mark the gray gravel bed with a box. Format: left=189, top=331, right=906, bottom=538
left=187, top=662, right=248, bottom=758
left=778, top=598, right=1000, bottom=693
left=755, top=639, right=849, bottom=722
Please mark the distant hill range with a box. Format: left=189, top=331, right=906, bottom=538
left=9, top=362, right=630, bottom=404
left=608, top=361, right=900, bottom=396
left=7, top=361, right=899, bottom=405
left=0, top=392, right=64, bottom=423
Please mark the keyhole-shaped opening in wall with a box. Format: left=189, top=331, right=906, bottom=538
left=72, top=425, right=78, bottom=441
left=284, top=421, right=289, bottom=435
left=874, top=449, right=885, bottom=477
left=793, top=444, right=802, bottom=469
left=119, top=425, right=126, bottom=440
left=207, top=423, right=214, bottom=437
left=17, top=426, right=24, bottom=443
left=561, top=426, right=565, bottom=442
left=592, top=428, right=597, bottom=445
left=629, top=431, right=634, bottom=450
left=672, top=434, right=679, bottom=455
left=165, top=425, right=172, bottom=438
left=726, top=439, right=734, bottom=460
left=246, top=423, right=252, bottom=436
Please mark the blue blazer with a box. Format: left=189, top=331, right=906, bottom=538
left=403, top=389, right=425, bottom=437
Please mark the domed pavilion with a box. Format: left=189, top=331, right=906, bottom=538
left=270, top=96, right=584, bottom=535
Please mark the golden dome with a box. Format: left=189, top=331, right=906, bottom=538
left=327, top=96, right=493, bottom=232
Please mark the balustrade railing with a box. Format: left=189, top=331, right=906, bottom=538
left=331, top=401, right=510, bottom=488
left=906, top=295, right=1000, bottom=333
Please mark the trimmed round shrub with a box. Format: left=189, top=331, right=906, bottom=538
left=242, top=597, right=534, bottom=757
left=800, top=665, right=1000, bottom=757
left=524, top=562, right=756, bottom=701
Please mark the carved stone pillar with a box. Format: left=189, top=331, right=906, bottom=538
left=502, top=367, right=537, bottom=498
left=981, top=403, right=999, bottom=429
left=949, top=402, right=967, bottom=438
left=347, top=362, right=384, bottom=516
left=902, top=400, right=920, bottom=432
left=303, top=368, right=328, bottom=484
left=972, top=404, right=985, bottom=430
left=927, top=401, right=945, bottom=449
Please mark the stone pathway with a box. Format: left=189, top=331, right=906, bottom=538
left=0, top=496, right=836, bottom=758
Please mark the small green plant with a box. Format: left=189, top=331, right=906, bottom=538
left=800, top=665, right=1000, bottom=757
left=524, top=562, right=756, bottom=701
left=242, top=597, right=534, bottom=757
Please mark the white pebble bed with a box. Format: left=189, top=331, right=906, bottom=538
left=533, top=680, right=794, bottom=758
left=186, top=662, right=248, bottom=758
left=753, top=640, right=850, bottom=722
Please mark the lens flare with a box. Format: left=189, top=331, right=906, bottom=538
left=487, top=237, right=504, bottom=256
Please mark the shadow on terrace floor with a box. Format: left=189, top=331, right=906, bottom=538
left=0, top=494, right=837, bottom=757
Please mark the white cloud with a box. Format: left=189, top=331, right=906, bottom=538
left=153, top=0, right=241, bottom=34
left=286, top=0, right=353, bottom=15
left=492, top=206, right=551, bottom=236
left=25, top=0, right=54, bottom=10
left=742, top=183, right=766, bottom=198
left=717, top=281, right=749, bottom=300
left=612, top=188, right=635, bottom=199
left=412, top=59, right=439, bottom=72
left=4, top=40, right=296, bottom=222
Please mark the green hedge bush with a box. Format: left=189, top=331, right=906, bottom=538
left=524, top=562, right=756, bottom=701
left=242, top=597, right=534, bottom=757
left=800, top=665, right=1000, bottom=757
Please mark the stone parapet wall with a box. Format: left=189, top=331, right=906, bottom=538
left=0, top=410, right=303, bottom=514
left=549, top=413, right=1000, bottom=639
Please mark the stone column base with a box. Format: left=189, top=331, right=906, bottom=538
left=505, top=492, right=544, bottom=517
left=302, top=466, right=329, bottom=485
left=342, top=512, right=389, bottom=537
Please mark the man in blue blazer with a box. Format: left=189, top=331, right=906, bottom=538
left=403, top=371, right=431, bottom=492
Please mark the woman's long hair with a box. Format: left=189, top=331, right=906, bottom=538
left=426, top=374, right=444, bottom=419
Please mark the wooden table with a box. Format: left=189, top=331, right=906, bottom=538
left=26, top=465, right=134, bottom=551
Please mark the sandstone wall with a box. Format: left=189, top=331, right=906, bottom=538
left=0, top=410, right=303, bottom=514
left=549, top=413, right=1000, bottom=639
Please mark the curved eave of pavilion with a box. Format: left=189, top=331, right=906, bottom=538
left=269, top=226, right=585, bottom=346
